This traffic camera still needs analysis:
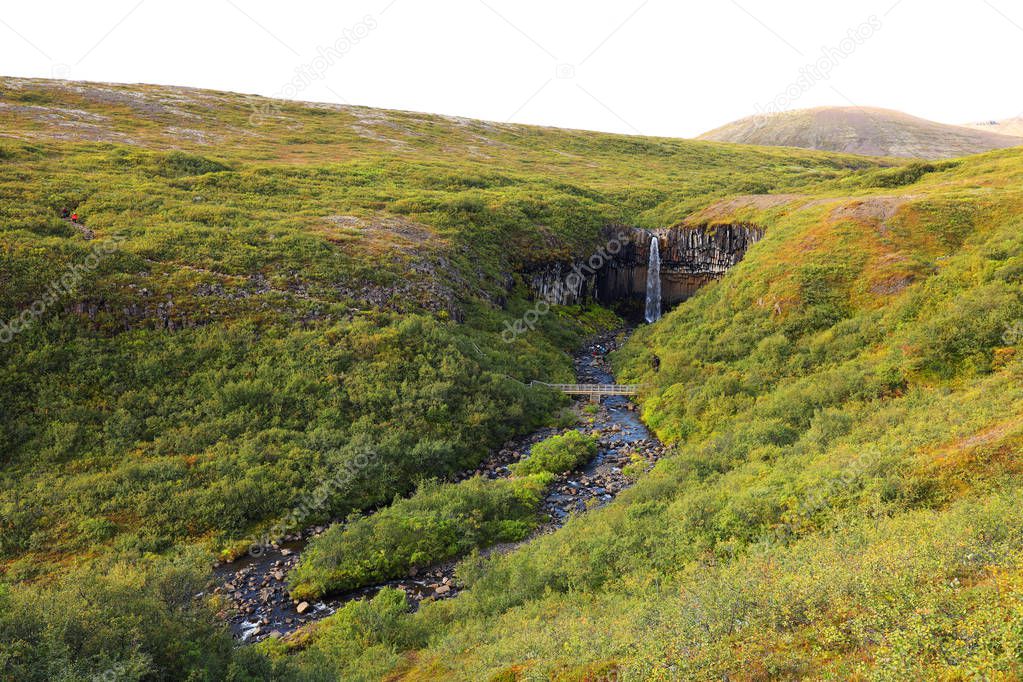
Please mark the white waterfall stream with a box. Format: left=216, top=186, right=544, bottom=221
left=644, top=235, right=661, bottom=323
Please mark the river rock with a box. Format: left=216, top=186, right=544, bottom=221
left=214, top=329, right=666, bottom=644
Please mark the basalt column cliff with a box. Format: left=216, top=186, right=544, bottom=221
left=524, top=224, right=764, bottom=318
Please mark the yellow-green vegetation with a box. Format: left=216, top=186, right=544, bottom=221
left=299, top=148, right=1023, bottom=680
left=258, top=588, right=437, bottom=682
left=508, top=430, right=598, bottom=476
left=4, top=75, right=1023, bottom=680
left=0, top=548, right=238, bottom=680
left=621, top=452, right=648, bottom=481
left=288, top=474, right=551, bottom=600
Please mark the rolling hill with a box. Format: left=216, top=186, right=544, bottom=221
left=964, top=115, right=1023, bottom=137
left=5, top=77, right=1023, bottom=680
left=698, top=105, right=1023, bottom=159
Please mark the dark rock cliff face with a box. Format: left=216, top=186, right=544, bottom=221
left=523, top=224, right=763, bottom=318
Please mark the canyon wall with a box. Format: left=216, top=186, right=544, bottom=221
left=523, top=224, right=763, bottom=318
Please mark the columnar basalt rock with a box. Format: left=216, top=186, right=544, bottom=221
left=522, top=224, right=764, bottom=318
left=651, top=223, right=764, bottom=305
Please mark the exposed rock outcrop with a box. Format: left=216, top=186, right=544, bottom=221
left=523, top=224, right=763, bottom=318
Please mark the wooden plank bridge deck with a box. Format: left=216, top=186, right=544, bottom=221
left=531, top=382, right=642, bottom=397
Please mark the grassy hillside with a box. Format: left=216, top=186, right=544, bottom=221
left=0, top=77, right=893, bottom=680
left=283, top=150, right=1023, bottom=680
left=10, top=77, right=1023, bottom=679
left=699, top=106, right=1023, bottom=159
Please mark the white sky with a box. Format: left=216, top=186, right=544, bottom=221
left=1, top=0, right=1021, bottom=138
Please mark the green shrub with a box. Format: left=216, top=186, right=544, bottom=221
left=509, top=431, right=598, bottom=476
left=864, top=161, right=956, bottom=188
left=289, top=474, right=551, bottom=600
left=76, top=516, right=118, bottom=543
left=0, top=551, right=236, bottom=681
left=155, top=151, right=231, bottom=177
left=909, top=283, right=1023, bottom=376
left=0, top=313, right=570, bottom=564
left=266, top=588, right=431, bottom=681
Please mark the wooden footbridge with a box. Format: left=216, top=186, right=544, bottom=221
left=531, top=382, right=643, bottom=402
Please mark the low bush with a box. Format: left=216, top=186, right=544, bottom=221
left=0, top=551, right=236, bottom=681
left=509, top=431, right=598, bottom=476
left=288, top=474, right=552, bottom=600
left=864, top=161, right=956, bottom=188
left=154, top=151, right=231, bottom=177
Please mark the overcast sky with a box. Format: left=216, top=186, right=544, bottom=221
left=1, top=0, right=1021, bottom=138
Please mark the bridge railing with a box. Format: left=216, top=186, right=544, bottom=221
left=530, top=382, right=643, bottom=396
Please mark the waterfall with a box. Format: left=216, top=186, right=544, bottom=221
left=644, top=235, right=661, bottom=323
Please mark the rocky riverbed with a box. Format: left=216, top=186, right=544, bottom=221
left=212, top=329, right=665, bottom=643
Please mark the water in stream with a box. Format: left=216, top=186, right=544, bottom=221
left=212, top=330, right=664, bottom=643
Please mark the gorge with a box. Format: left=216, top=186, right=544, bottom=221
left=213, top=331, right=664, bottom=644
left=524, top=223, right=764, bottom=320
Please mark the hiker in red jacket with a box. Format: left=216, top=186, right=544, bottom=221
left=70, top=212, right=78, bottom=223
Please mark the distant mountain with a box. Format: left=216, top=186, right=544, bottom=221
left=962, top=116, right=1023, bottom=137
left=698, top=106, right=1023, bottom=159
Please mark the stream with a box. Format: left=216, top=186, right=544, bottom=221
left=212, top=329, right=664, bottom=643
